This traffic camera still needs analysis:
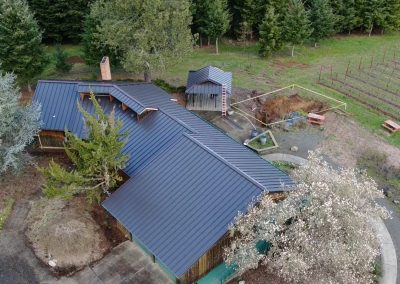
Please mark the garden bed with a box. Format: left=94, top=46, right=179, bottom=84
left=245, top=130, right=279, bottom=154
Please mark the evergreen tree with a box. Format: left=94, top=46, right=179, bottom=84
left=89, top=0, right=193, bottom=82
left=191, top=0, right=212, bottom=46
left=253, top=0, right=289, bottom=35
left=360, top=0, right=385, bottom=36
left=202, top=0, right=231, bottom=54
left=338, top=0, right=359, bottom=34
left=371, top=0, right=400, bottom=33
left=41, top=93, right=128, bottom=204
left=28, top=0, right=92, bottom=43
left=0, top=0, right=47, bottom=88
left=0, top=72, right=40, bottom=173
left=54, top=45, right=72, bottom=73
left=258, top=7, right=282, bottom=57
left=282, top=0, right=312, bottom=57
left=309, top=0, right=336, bottom=46
left=230, top=0, right=257, bottom=38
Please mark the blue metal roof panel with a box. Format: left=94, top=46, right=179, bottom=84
left=119, top=84, right=294, bottom=191
left=34, top=80, right=294, bottom=279
left=33, top=81, right=80, bottom=132
left=186, top=66, right=232, bottom=94
left=186, top=82, right=222, bottom=95
left=103, top=134, right=263, bottom=277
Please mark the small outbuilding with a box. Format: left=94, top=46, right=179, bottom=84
left=185, top=66, right=232, bottom=114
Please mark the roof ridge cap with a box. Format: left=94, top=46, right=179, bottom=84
left=183, top=133, right=266, bottom=192
left=112, top=85, right=147, bottom=108
left=38, top=80, right=80, bottom=84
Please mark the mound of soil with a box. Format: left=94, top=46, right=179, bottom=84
left=26, top=198, right=109, bottom=274
left=255, top=94, right=327, bottom=124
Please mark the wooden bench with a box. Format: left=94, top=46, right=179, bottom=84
left=382, top=120, right=400, bottom=133
left=307, top=113, right=325, bottom=125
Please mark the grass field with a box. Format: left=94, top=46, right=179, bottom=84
left=43, top=34, right=400, bottom=146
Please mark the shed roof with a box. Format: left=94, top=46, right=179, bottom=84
left=186, top=66, right=232, bottom=95
left=33, top=79, right=293, bottom=278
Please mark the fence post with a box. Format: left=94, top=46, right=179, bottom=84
left=345, top=61, right=350, bottom=80
left=318, top=66, right=322, bottom=82
left=370, top=55, right=374, bottom=70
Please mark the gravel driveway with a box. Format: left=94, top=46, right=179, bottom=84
left=0, top=200, right=55, bottom=284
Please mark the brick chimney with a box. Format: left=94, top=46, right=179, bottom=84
left=100, top=56, right=112, bottom=81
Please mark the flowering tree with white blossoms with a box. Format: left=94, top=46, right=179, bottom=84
left=224, top=152, right=390, bottom=284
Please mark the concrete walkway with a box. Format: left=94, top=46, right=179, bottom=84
left=56, top=241, right=173, bottom=284
left=263, top=153, right=308, bottom=166
left=371, top=218, right=398, bottom=284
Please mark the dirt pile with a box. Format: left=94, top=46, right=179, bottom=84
left=255, top=94, right=327, bottom=124
left=26, top=198, right=108, bottom=274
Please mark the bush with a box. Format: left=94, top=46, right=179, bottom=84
left=54, top=45, right=72, bottom=73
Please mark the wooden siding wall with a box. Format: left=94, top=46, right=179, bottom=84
left=38, top=130, right=65, bottom=148
left=181, top=234, right=231, bottom=283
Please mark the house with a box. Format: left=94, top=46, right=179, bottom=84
left=185, top=66, right=232, bottom=114
left=33, top=58, right=293, bottom=283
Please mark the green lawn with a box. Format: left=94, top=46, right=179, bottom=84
left=42, top=34, right=400, bottom=146
left=0, top=197, right=15, bottom=231
left=153, top=34, right=400, bottom=147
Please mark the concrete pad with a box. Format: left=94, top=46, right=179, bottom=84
left=56, top=241, right=173, bottom=284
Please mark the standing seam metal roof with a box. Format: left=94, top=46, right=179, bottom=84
left=186, top=66, right=232, bottom=95
left=33, top=79, right=293, bottom=278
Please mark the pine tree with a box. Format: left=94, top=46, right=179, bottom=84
left=374, top=0, right=400, bottom=33
left=282, top=0, right=312, bottom=57
left=309, top=0, right=336, bottom=46
left=231, top=0, right=257, bottom=38
left=202, top=0, right=231, bottom=54
left=28, top=0, right=92, bottom=43
left=0, top=0, right=47, bottom=88
left=0, top=72, right=40, bottom=173
left=360, top=0, right=384, bottom=36
left=258, top=6, right=282, bottom=57
left=54, top=45, right=72, bottom=73
left=339, top=0, right=359, bottom=34
left=41, top=93, right=128, bottom=204
left=89, top=0, right=194, bottom=82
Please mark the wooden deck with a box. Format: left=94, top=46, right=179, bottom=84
left=186, top=94, right=226, bottom=111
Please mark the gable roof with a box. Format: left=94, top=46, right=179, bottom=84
left=33, top=80, right=293, bottom=278
left=186, top=66, right=232, bottom=95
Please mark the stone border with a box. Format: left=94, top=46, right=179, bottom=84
left=244, top=130, right=279, bottom=154
left=263, top=153, right=308, bottom=166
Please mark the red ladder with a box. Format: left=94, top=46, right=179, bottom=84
left=221, top=84, right=227, bottom=116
